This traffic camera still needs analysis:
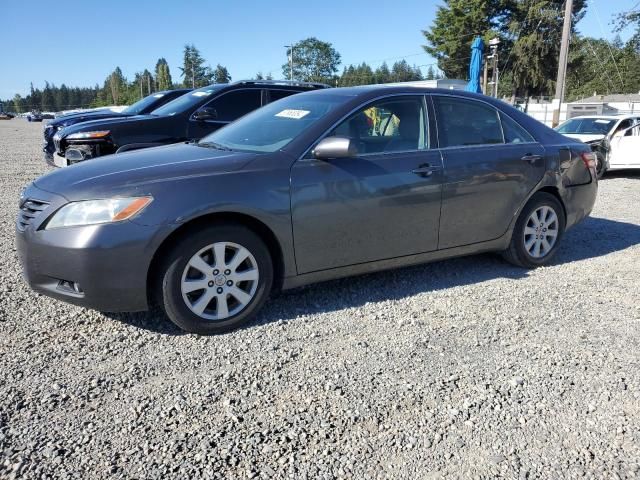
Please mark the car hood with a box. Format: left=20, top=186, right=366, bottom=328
left=34, top=142, right=258, bottom=200
left=561, top=133, right=606, bottom=143
left=50, top=110, right=130, bottom=128
left=59, top=114, right=159, bottom=135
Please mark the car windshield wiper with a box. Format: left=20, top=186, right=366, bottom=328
left=198, top=141, right=233, bottom=151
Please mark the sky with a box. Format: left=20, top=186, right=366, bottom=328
left=1, top=0, right=638, bottom=99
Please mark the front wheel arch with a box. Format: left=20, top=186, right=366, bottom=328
left=146, top=213, right=285, bottom=308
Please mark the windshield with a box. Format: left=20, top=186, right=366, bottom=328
left=198, top=93, right=346, bottom=153
left=556, top=118, right=615, bottom=135
left=151, top=86, right=223, bottom=116
left=122, top=93, right=167, bottom=114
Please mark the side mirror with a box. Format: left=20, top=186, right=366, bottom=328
left=312, top=136, right=358, bottom=160
left=193, top=107, right=218, bottom=121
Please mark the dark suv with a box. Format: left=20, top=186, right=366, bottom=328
left=50, top=80, right=329, bottom=167
left=44, top=89, right=191, bottom=165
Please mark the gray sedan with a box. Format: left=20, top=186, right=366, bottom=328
left=16, top=86, right=598, bottom=334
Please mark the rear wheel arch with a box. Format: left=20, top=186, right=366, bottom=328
left=536, top=186, right=567, bottom=221
left=147, top=212, right=285, bottom=307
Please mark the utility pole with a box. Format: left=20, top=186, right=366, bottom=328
left=487, top=38, right=500, bottom=97
left=552, top=0, right=573, bottom=127
left=192, top=61, right=195, bottom=88
left=482, top=58, right=489, bottom=95
left=284, top=44, right=294, bottom=80
left=139, top=77, right=143, bottom=99
left=147, top=74, right=151, bottom=95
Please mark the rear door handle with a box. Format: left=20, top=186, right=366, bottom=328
left=521, top=154, right=543, bottom=163
left=412, top=164, right=442, bottom=177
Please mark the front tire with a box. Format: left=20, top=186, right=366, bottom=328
left=595, top=152, right=606, bottom=179
left=159, top=225, right=273, bottom=334
left=502, top=192, right=566, bottom=268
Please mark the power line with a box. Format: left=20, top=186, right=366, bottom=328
left=582, top=39, right=616, bottom=94
left=591, top=0, right=625, bottom=91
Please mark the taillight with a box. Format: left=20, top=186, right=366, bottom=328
left=580, top=152, right=596, bottom=173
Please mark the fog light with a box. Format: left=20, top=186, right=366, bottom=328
left=57, top=279, right=84, bottom=294
left=65, top=149, right=86, bottom=163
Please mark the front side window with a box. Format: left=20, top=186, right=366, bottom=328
left=434, top=96, right=503, bottom=147
left=205, top=89, right=262, bottom=122
left=613, top=119, right=632, bottom=136
left=500, top=112, right=535, bottom=144
left=198, top=92, right=346, bottom=153
left=326, top=96, right=427, bottom=154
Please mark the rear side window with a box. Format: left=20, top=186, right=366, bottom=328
left=500, top=113, right=535, bottom=144
left=207, top=89, right=262, bottom=122
left=434, top=96, right=503, bottom=147
left=268, top=89, right=299, bottom=102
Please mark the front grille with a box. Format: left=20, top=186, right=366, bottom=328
left=17, top=199, right=50, bottom=231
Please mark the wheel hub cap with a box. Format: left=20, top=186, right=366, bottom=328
left=523, top=206, right=559, bottom=259
left=180, top=242, right=260, bottom=321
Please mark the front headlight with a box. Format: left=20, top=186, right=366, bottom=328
left=45, top=197, right=153, bottom=229
left=66, top=130, right=110, bottom=140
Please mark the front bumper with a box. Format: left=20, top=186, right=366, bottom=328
left=16, top=186, right=167, bottom=312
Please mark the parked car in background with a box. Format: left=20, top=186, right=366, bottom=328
left=17, top=86, right=598, bottom=334
left=26, top=111, right=43, bottom=122
left=555, top=114, right=640, bottom=177
left=0, top=112, right=14, bottom=120
left=43, top=89, right=191, bottom=163
left=49, top=80, right=329, bottom=167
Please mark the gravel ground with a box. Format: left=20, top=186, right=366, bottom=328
left=0, top=119, right=639, bottom=479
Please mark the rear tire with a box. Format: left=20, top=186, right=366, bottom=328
left=159, top=224, right=273, bottom=334
left=502, top=192, right=566, bottom=268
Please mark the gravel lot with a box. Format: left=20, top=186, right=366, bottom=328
left=1, top=119, right=639, bottom=479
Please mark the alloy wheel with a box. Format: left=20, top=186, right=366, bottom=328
left=181, top=242, right=259, bottom=321
left=523, top=206, right=559, bottom=259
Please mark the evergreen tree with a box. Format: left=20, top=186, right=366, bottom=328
left=212, top=64, right=232, bottom=83
left=390, top=60, right=423, bottom=82
left=375, top=62, right=391, bottom=83
left=108, top=67, right=127, bottom=104
left=425, top=65, right=436, bottom=80
left=41, top=81, right=55, bottom=111
left=155, top=58, right=173, bottom=90
left=506, top=0, right=587, bottom=100
left=180, top=44, right=213, bottom=88
left=423, top=0, right=507, bottom=80
left=29, top=83, right=41, bottom=112
left=57, top=84, right=69, bottom=111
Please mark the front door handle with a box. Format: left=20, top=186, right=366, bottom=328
left=412, top=164, right=442, bottom=177
left=521, top=154, right=543, bottom=163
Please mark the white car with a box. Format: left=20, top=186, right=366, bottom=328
left=555, top=114, right=640, bottom=178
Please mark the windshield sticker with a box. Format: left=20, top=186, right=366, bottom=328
left=192, top=91, right=211, bottom=97
left=594, top=120, right=611, bottom=124
left=275, top=109, right=310, bottom=119
left=153, top=94, right=165, bottom=98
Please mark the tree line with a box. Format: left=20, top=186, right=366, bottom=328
left=4, top=4, right=640, bottom=113
left=4, top=45, right=233, bottom=113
